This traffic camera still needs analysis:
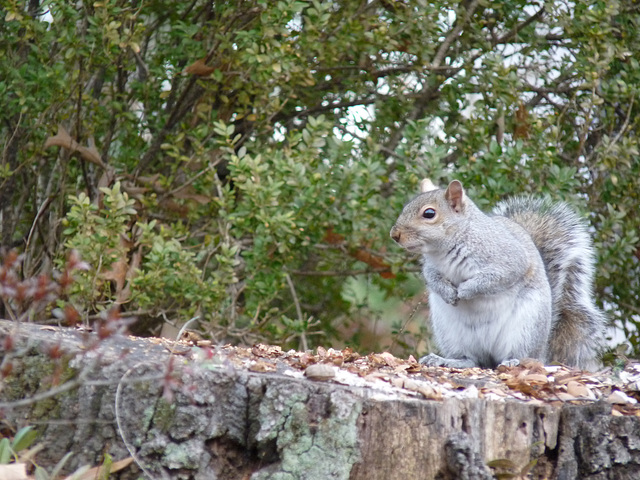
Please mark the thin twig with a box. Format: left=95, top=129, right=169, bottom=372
left=289, top=266, right=421, bottom=277
left=602, top=95, right=635, bottom=158
left=170, top=316, right=200, bottom=353
left=285, top=273, right=307, bottom=351
left=23, top=196, right=54, bottom=267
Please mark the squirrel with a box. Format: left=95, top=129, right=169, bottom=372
left=390, top=179, right=606, bottom=370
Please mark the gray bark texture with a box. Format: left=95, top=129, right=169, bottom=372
left=0, top=319, right=639, bottom=480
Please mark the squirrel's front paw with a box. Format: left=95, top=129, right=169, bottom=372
left=439, top=288, right=459, bottom=306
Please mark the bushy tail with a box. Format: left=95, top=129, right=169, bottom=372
left=493, top=196, right=606, bottom=370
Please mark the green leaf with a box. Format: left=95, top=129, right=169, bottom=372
left=11, top=426, right=37, bottom=452
left=49, top=451, right=73, bottom=479
left=34, top=466, right=50, bottom=480
left=0, top=437, right=12, bottom=464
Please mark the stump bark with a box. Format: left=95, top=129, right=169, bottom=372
left=0, top=320, right=638, bottom=479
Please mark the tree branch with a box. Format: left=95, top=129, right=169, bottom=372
left=382, top=0, right=480, bottom=157
left=492, top=6, right=546, bottom=46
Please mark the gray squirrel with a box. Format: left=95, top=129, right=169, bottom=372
left=390, top=179, right=606, bottom=370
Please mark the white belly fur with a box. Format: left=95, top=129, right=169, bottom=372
left=429, top=288, right=548, bottom=366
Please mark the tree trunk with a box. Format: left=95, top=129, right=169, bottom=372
left=0, top=320, right=638, bottom=479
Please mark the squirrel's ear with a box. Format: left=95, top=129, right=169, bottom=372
left=419, top=178, right=439, bottom=193
left=444, top=180, right=465, bottom=213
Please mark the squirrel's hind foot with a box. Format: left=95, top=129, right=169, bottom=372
left=419, top=353, right=477, bottom=369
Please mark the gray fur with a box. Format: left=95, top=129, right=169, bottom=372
left=390, top=181, right=605, bottom=370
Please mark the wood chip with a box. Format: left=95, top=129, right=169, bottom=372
left=304, top=363, right=335, bottom=381
left=607, top=390, right=638, bottom=405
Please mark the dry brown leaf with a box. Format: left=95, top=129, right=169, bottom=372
left=505, top=379, right=536, bottom=396
left=518, top=358, right=545, bottom=370
left=482, top=387, right=508, bottom=397
left=342, top=347, right=360, bottom=362
left=97, top=167, right=116, bottom=189
left=418, top=384, right=443, bottom=400
left=566, top=381, right=591, bottom=398
left=553, top=374, right=583, bottom=385
left=44, top=125, right=106, bottom=168
left=252, top=344, right=283, bottom=357
left=329, top=355, right=344, bottom=367
left=103, top=258, right=128, bottom=292
left=378, top=351, right=399, bottom=367
left=101, top=238, right=142, bottom=305
left=181, top=331, right=203, bottom=343
left=555, top=392, right=577, bottom=401
left=184, top=58, right=215, bottom=76
left=393, top=364, right=411, bottom=374
left=297, top=352, right=315, bottom=367
left=514, top=102, right=530, bottom=139
left=249, top=360, right=276, bottom=373
left=523, top=373, right=549, bottom=384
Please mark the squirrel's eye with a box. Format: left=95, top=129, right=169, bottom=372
left=422, top=208, right=436, bottom=219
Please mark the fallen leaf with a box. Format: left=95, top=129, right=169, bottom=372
left=523, top=373, right=549, bottom=384
left=0, top=464, right=29, bottom=480
left=553, top=374, right=583, bottom=385
left=252, top=344, right=283, bottom=357
left=607, top=390, right=638, bottom=405
left=64, top=457, right=134, bottom=480
left=249, top=360, right=276, bottom=373
left=555, top=392, right=577, bottom=402
left=566, top=381, right=592, bottom=398
left=379, top=351, right=399, bottom=367
left=417, top=383, right=443, bottom=400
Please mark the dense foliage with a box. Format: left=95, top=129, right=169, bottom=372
left=1, top=0, right=639, bottom=356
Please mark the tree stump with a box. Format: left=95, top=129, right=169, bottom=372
left=1, top=319, right=639, bottom=479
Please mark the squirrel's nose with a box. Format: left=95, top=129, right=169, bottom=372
left=390, top=227, right=401, bottom=243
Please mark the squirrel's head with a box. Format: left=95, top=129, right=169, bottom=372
left=390, top=179, right=467, bottom=254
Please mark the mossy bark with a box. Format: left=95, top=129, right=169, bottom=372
left=1, top=320, right=638, bottom=479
